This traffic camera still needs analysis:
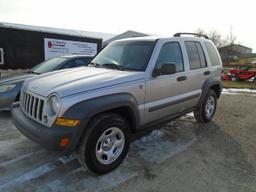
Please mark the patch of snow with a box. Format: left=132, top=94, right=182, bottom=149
left=132, top=127, right=197, bottom=164
left=185, top=112, right=194, bottom=117
left=222, top=91, right=241, bottom=95
left=222, top=88, right=256, bottom=94
left=0, top=162, right=56, bottom=191
left=0, top=149, right=44, bottom=167
left=39, top=165, right=138, bottom=192
left=58, top=153, right=77, bottom=164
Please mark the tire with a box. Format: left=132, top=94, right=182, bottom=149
left=15, top=92, right=20, bottom=101
left=231, top=75, right=238, bottom=82
left=194, top=89, right=217, bottom=123
left=78, top=113, right=130, bottom=175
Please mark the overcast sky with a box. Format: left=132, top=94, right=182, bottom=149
left=0, top=0, right=255, bottom=51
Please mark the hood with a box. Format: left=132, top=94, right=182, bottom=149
left=24, top=67, right=145, bottom=97
left=0, top=73, right=36, bottom=85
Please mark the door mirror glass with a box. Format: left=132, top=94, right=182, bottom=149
left=161, top=63, right=176, bottom=75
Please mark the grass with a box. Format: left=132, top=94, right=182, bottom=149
left=223, top=81, right=256, bottom=89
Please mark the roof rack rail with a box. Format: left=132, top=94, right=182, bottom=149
left=173, top=32, right=209, bottom=39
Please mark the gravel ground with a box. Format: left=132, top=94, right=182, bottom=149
left=0, top=69, right=27, bottom=78
left=0, top=93, right=255, bottom=192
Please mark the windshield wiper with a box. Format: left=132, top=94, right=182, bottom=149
left=88, top=62, right=101, bottom=68
left=101, top=63, right=125, bottom=71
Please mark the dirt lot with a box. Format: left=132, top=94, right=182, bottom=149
left=0, top=93, right=256, bottom=192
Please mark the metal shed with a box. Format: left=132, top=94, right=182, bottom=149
left=0, top=23, right=114, bottom=69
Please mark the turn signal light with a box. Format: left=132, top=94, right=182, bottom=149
left=55, top=118, right=80, bottom=127
left=60, top=138, right=70, bottom=147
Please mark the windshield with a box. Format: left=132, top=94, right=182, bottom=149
left=31, top=57, right=68, bottom=74
left=91, top=41, right=155, bottom=71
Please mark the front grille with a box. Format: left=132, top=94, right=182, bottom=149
left=20, top=90, right=45, bottom=122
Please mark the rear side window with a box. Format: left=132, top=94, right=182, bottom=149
left=196, top=43, right=207, bottom=68
left=185, top=41, right=207, bottom=70
left=205, top=42, right=221, bottom=66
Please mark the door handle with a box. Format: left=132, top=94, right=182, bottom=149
left=177, top=76, right=187, bottom=81
left=204, top=71, right=211, bottom=75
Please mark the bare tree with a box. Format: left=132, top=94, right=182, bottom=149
left=195, top=28, right=206, bottom=36
left=195, top=28, right=237, bottom=48
left=223, top=27, right=237, bottom=46
left=208, top=30, right=224, bottom=48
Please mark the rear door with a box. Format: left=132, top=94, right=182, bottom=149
left=182, top=40, right=210, bottom=102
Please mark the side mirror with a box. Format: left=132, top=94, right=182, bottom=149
left=152, top=63, right=176, bottom=77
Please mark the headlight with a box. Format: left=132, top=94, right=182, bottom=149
left=47, top=95, right=61, bottom=115
left=0, top=84, right=16, bottom=93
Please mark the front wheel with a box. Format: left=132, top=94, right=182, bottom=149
left=231, top=75, right=238, bottom=81
left=78, top=113, right=130, bottom=175
left=194, top=89, right=217, bottom=123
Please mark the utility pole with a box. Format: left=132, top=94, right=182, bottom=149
left=230, top=25, right=232, bottom=45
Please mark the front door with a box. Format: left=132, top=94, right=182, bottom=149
left=144, top=41, right=194, bottom=124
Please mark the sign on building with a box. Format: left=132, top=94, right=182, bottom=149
left=44, top=38, right=97, bottom=60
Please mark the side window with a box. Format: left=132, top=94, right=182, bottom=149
left=196, top=42, right=207, bottom=68
left=155, top=42, right=184, bottom=72
left=73, top=58, right=91, bottom=66
left=80, top=57, right=92, bottom=65
left=62, top=58, right=90, bottom=69
left=185, top=41, right=207, bottom=70
left=0, top=48, right=4, bottom=65
left=205, top=42, right=221, bottom=66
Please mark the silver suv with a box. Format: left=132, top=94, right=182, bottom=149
left=12, top=33, right=222, bottom=174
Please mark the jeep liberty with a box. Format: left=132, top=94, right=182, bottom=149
left=12, top=33, right=222, bottom=174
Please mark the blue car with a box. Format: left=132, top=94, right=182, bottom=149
left=0, top=55, right=92, bottom=111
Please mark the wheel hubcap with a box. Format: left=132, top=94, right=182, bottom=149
left=96, top=127, right=125, bottom=165
left=205, top=96, right=215, bottom=119
left=102, top=138, right=113, bottom=151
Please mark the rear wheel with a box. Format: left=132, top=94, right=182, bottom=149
left=194, top=89, right=217, bottom=123
left=78, top=113, right=130, bottom=175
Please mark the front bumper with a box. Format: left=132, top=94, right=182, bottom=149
left=12, top=105, right=79, bottom=154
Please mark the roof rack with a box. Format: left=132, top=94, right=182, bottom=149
left=173, top=32, right=209, bottom=39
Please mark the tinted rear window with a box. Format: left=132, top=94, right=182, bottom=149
left=185, top=41, right=207, bottom=70
left=196, top=42, right=207, bottom=68
left=205, top=42, right=221, bottom=66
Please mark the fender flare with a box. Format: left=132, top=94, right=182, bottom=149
left=197, top=78, right=223, bottom=107
left=62, top=93, right=140, bottom=151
